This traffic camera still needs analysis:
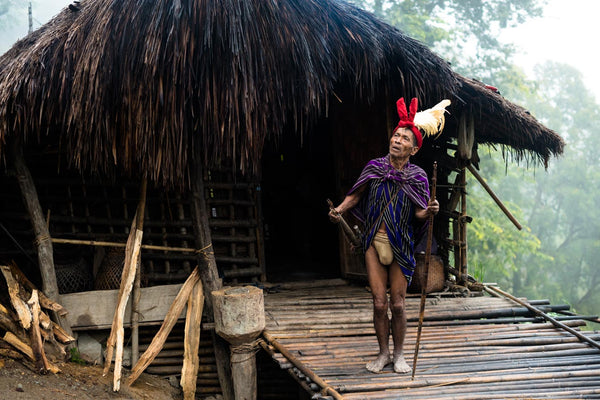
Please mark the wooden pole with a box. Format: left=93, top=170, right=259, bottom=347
left=10, top=139, right=71, bottom=335
left=190, top=162, right=234, bottom=400
left=459, top=167, right=468, bottom=285
left=103, top=179, right=147, bottom=391
left=131, top=179, right=147, bottom=367
left=50, top=237, right=204, bottom=253
left=466, top=164, right=522, bottom=230
left=412, top=162, right=437, bottom=379
left=127, top=266, right=200, bottom=386
left=484, top=285, right=600, bottom=351
left=180, top=280, right=205, bottom=400
left=262, top=331, right=345, bottom=400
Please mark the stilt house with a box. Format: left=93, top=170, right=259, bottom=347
left=1, top=0, right=589, bottom=399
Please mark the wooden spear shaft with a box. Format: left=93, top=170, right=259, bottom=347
left=412, top=161, right=437, bottom=379
left=327, top=199, right=361, bottom=248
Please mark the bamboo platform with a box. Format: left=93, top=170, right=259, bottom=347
left=261, top=279, right=600, bottom=399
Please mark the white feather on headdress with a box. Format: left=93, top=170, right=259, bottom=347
left=413, top=99, right=451, bottom=138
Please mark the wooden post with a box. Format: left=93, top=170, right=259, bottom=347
left=190, top=162, right=234, bottom=400
left=103, top=179, right=146, bottom=391
left=10, top=139, right=71, bottom=335
left=131, top=254, right=141, bottom=366
left=181, top=281, right=205, bottom=400
left=459, top=167, right=468, bottom=285
left=131, top=178, right=147, bottom=369
left=213, top=286, right=265, bottom=400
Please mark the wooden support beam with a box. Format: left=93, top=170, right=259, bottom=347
left=103, top=179, right=147, bottom=392
left=10, top=140, right=71, bottom=335
left=181, top=281, right=205, bottom=400
left=191, top=163, right=233, bottom=400
left=467, top=164, right=522, bottom=230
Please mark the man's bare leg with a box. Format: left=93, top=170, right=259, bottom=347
left=365, top=247, right=392, bottom=373
left=389, top=264, right=411, bottom=374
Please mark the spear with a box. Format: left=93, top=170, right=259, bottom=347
left=412, top=161, right=437, bottom=379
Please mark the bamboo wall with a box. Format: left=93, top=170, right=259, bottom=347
left=0, top=153, right=265, bottom=290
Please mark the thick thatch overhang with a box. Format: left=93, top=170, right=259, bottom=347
left=0, top=0, right=563, bottom=187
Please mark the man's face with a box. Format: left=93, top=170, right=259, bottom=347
left=389, top=127, right=419, bottom=158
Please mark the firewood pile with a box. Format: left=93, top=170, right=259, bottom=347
left=0, top=262, right=75, bottom=374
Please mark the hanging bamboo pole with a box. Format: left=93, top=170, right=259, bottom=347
left=466, top=164, right=522, bottom=230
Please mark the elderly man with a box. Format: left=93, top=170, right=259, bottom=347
left=329, top=97, right=448, bottom=373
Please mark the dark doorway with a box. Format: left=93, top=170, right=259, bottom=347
left=260, top=125, right=339, bottom=282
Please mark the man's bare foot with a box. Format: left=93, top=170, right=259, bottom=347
left=393, top=355, right=412, bottom=374
left=366, top=354, right=392, bottom=373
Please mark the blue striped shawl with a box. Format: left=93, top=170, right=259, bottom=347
left=348, top=155, right=430, bottom=282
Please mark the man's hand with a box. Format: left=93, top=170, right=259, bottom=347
left=427, top=199, right=439, bottom=216
left=328, top=208, right=342, bottom=223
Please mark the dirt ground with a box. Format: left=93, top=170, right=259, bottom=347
left=0, top=357, right=182, bottom=400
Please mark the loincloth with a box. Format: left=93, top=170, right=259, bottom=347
left=372, top=231, right=394, bottom=266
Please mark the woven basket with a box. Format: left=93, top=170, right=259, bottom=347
left=94, top=247, right=125, bottom=290
left=408, top=254, right=445, bottom=294
left=55, top=258, right=92, bottom=294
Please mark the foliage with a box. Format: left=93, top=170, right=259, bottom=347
left=473, top=62, right=600, bottom=316
left=348, top=0, right=545, bottom=81
left=69, top=347, right=87, bottom=365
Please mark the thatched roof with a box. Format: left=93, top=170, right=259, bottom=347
left=0, top=0, right=563, bottom=187
left=454, top=76, right=563, bottom=166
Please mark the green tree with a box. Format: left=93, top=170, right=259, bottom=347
left=474, top=62, right=600, bottom=315
left=349, top=0, right=545, bottom=81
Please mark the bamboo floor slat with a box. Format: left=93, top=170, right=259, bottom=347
left=261, top=281, right=600, bottom=399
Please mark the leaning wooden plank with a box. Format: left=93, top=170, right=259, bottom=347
left=102, top=212, right=137, bottom=377
left=27, top=290, right=50, bottom=373
left=181, top=281, right=205, bottom=400
left=113, top=233, right=143, bottom=391
left=1, top=265, right=32, bottom=329
left=102, top=223, right=143, bottom=391
left=127, top=266, right=200, bottom=386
